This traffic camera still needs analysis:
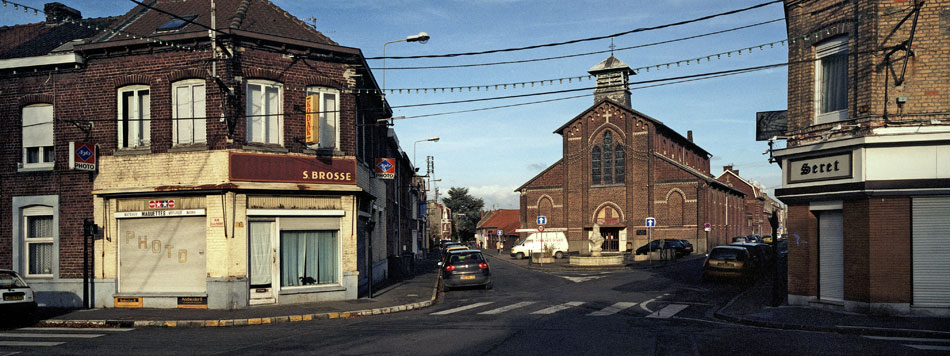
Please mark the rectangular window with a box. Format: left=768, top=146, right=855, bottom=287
left=306, top=87, right=341, bottom=150
left=246, top=81, right=283, bottom=145
left=280, top=230, right=338, bottom=287
left=22, top=104, right=54, bottom=169
left=118, top=86, right=151, bottom=148
left=172, top=80, right=207, bottom=145
left=814, top=37, right=849, bottom=124
left=24, top=211, right=53, bottom=277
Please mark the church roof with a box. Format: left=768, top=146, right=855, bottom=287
left=587, top=55, right=634, bottom=75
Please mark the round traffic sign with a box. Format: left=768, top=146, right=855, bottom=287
left=538, top=225, right=545, bottom=232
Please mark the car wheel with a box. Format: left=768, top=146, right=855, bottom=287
left=554, top=251, right=564, bottom=259
left=485, top=282, right=493, bottom=290
left=515, top=252, right=524, bottom=260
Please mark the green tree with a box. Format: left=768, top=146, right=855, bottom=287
left=442, top=187, right=484, bottom=242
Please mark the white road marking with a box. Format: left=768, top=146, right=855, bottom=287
left=588, top=302, right=639, bottom=316
left=479, top=301, right=537, bottom=315
left=0, top=333, right=104, bottom=338
left=531, top=301, right=585, bottom=315
left=0, top=351, right=22, bottom=356
left=0, top=341, right=65, bottom=347
left=560, top=276, right=605, bottom=283
left=862, top=336, right=950, bottom=343
left=640, top=298, right=657, bottom=313
left=646, top=304, right=689, bottom=319
left=906, top=345, right=950, bottom=351
left=430, top=302, right=494, bottom=315
left=17, top=327, right=134, bottom=332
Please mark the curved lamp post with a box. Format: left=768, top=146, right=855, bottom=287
left=382, top=32, right=430, bottom=95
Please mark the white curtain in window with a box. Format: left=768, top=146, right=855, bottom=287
left=247, top=84, right=263, bottom=143
left=265, top=86, right=280, bottom=143
left=821, top=52, right=848, bottom=113
left=320, top=93, right=337, bottom=149
left=22, top=105, right=53, bottom=150
left=249, top=222, right=272, bottom=286
left=27, top=215, right=53, bottom=275
left=280, top=231, right=338, bottom=287
left=174, top=83, right=206, bottom=144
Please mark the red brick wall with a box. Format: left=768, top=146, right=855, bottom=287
left=867, top=197, right=911, bottom=303
left=787, top=204, right=818, bottom=297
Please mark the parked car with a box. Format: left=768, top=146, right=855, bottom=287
left=762, top=235, right=773, bottom=244
left=510, top=232, right=569, bottom=259
left=1, top=270, right=37, bottom=318
left=745, top=235, right=762, bottom=243
left=730, top=242, right=773, bottom=275
left=702, top=246, right=754, bottom=282
left=442, top=250, right=493, bottom=290
left=678, top=240, right=694, bottom=255
left=635, top=239, right=687, bottom=257
left=731, top=236, right=748, bottom=243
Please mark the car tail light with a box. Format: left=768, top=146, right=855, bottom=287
left=444, top=265, right=455, bottom=272
left=478, top=262, right=488, bottom=269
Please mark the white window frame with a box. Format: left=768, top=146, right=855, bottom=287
left=117, top=85, right=151, bottom=148
left=172, top=79, right=207, bottom=145
left=21, top=104, right=54, bottom=170
left=23, top=205, right=54, bottom=278
left=305, top=86, right=340, bottom=150
left=814, top=36, right=849, bottom=124
left=246, top=80, right=284, bottom=145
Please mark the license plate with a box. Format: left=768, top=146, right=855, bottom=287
left=4, top=295, right=24, bottom=301
left=461, top=275, right=476, bottom=280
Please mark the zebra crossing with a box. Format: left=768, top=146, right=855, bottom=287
left=429, top=299, right=687, bottom=318
left=861, top=335, right=950, bottom=352
left=0, top=327, right=133, bottom=352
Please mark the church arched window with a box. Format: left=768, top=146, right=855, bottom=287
left=602, top=132, right=613, bottom=184
left=614, top=143, right=625, bottom=184
left=591, top=146, right=602, bottom=185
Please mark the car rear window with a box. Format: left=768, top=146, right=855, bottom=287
left=0, top=271, right=28, bottom=288
left=449, top=253, right=484, bottom=264
left=709, top=249, right=746, bottom=261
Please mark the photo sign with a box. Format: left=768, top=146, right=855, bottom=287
left=376, top=158, right=396, bottom=179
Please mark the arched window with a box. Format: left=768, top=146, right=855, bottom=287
left=538, top=198, right=554, bottom=225
left=591, top=146, right=601, bottom=185
left=614, top=143, right=624, bottom=184
left=602, top=132, right=613, bottom=184
left=668, top=191, right=684, bottom=226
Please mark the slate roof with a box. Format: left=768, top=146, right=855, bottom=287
left=0, top=17, right=117, bottom=59
left=92, top=0, right=335, bottom=45
left=587, top=55, right=634, bottom=75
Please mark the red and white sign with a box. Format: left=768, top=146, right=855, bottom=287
left=704, top=223, right=711, bottom=232
left=148, top=200, right=176, bottom=209
left=375, top=158, right=396, bottom=179
left=69, top=142, right=97, bottom=171
left=537, top=225, right=545, bottom=232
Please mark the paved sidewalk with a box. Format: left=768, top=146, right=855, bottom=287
left=30, top=258, right=441, bottom=328
left=716, top=283, right=950, bottom=338
left=487, top=249, right=702, bottom=271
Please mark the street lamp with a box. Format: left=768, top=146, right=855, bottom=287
left=382, top=32, right=430, bottom=95
left=413, top=136, right=439, bottom=172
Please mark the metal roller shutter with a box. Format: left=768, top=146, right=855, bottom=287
left=819, top=210, right=844, bottom=301
left=913, top=197, right=950, bottom=306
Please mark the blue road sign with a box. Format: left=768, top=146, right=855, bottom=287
left=536, top=216, right=547, bottom=225
left=645, top=217, right=656, bottom=227
left=497, top=229, right=504, bottom=236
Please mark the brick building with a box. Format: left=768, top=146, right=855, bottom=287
left=1, top=1, right=417, bottom=309
left=475, top=209, right=520, bottom=250
left=716, top=165, right=784, bottom=236
left=517, top=56, right=746, bottom=255
left=774, top=0, right=950, bottom=315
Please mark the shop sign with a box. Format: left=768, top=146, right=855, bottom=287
left=229, top=153, right=357, bottom=185
left=114, top=296, right=142, bottom=308
left=376, top=158, right=395, bottom=179
left=69, top=142, right=96, bottom=171
left=148, top=200, right=175, bottom=209
left=788, top=152, right=852, bottom=183
left=115, top=209, right=205, bottom=218
left=177, top=296, right=208, bottom=309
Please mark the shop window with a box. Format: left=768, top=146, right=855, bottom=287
left=280, top=230, right=339, bottom=286
left=246, top=80, right=283, bottom=145
left=23, top=206, right=54, bottom=277
left=306, top=87, right=340, bottom=150
left=814, top=36, right=849, bottom=124
left=21, top=104, right=54, bottom=170
left=172, top=79, right=206, bottom=145
left=118, top=85, right=150, bottom=148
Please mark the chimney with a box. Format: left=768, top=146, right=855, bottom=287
left=723, top=165, right=734, bottom=173
left=44, top=2, right=82, bottom=25
left=687, top=130, right=693, bottom=142
left=588, top=56, right=635, bottom=108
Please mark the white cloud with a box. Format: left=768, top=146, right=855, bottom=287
left=469, top=184, right=520, bottom=210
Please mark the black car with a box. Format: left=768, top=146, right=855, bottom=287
left=678, top=240, right=694, bottom=255
left=441, top=250, right=493, bottom=290
left=730, top=242, right=773, bottom=276
left=635, top=239, right=687, bottom=257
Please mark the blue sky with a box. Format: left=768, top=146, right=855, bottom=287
left=2, top=0, right=789, bottom=209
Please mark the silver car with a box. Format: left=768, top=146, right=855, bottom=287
left=1, top=269, right=37, bottom=317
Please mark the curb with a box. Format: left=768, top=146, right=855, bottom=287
left=486, top=253, right=627, bottom=272
left=713, top=287, right=950, bottom=339
left=35, top=272, right=442, bottom=329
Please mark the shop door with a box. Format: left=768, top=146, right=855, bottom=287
left=818, top=210, right=844, bottom=301
left=249, top=221, right=277, bottom=304
left=912, top=197, right=950, bottom=306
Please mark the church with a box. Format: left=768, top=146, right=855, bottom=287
left=516, top=56, right=746, bottom=254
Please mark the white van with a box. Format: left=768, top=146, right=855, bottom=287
left=510, top=232, right=569, bottom=259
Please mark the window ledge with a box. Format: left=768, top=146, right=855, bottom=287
left=279, top=284, right=345, bottom=295
left=114, top=147, right=152, bottom=156
left=243, top=143, right=288, bottom=153
left=304, top=148, right=343, bottom=157
left=591, top=183, right=626, bottom=188
left=168, top=143, right=209, bottom=153
left=18, top=165, right=54, bottom=173
left=814, top=109, right=848, bottom=125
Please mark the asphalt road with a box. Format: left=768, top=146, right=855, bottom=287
left=1, top=255, right=946, bottom=356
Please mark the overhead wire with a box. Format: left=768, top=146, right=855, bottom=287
left=365, top=0, right=783, bottom=60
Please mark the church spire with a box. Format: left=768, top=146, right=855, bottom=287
left=588, top=55, right=635, bottom=108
